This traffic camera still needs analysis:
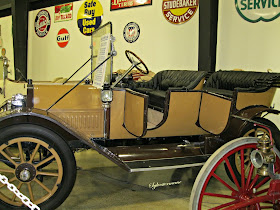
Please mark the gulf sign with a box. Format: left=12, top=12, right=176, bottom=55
left=162, top=0, right=199, bottom=24
left=236, top=0, right=280, bottom=23
left=57, top=28, right=70, bottom=48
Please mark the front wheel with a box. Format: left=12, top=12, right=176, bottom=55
left=189, top=137, right=280, bottom=210
left=0, top=124, right=77, bottom=209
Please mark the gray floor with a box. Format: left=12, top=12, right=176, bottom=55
left=58, top=149, right=201, bottom=210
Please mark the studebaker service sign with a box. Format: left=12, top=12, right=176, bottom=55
left=236, top=0, right=280, bottom=23
left=162, top=0, right=199, bottom=24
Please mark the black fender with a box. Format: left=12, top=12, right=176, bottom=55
left=0, top=108, right=130, bottom=171
left=221, top=105, right=280, bottom=141
left=0, top=108, right=83, bottom=142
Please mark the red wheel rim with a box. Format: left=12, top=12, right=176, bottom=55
left=197, top=143, right=280, bottom=210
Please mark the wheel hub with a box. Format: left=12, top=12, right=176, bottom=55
left=15, top=163, right=36, bottom=182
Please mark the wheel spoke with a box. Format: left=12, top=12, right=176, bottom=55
left=0, top=168, right=14, bottom=173
left=248, top=174, right=260, bottom=191
left=12, top=182, right=23, bottom=201
left=0, top=176, right=17, bottom=189
left=27, top=183, right=34, bottom=202
left=203, top=192, right=236, bottom=199
left=213, top=173, right=238, bottom=193
left=254, top=176, right=270, bottom=190
left=17, top=142, right=25, bottom=163
left=244, top=162, right=251, bottom=174
left=240, top=149, right=245, bottom=190
left=209, top=200, right=239, bottom=210
left=4, top=148, right=17, bottom=159
left=0, top=150, right=18, bottom=167
left=37, top=171, right=59, bottom=177
left=34, top=178, right=51, bottom=193
left=246, top=162, right=255, bottom=189
left=256, top=188, right=269, bottom=195
left=225, top=158, right=241, bottom=191
left=29, top=143, right=40, bottom=163
left=35, top=155, right=55, bottom=169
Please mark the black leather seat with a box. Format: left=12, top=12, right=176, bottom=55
left=203, top=70, right=280, bottom=97
left=130, top=70, right=208, bottom=111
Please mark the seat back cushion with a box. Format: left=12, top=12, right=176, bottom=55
left=205, top=70, right=280, bottom=91
left=156, top=70, right=207, bottom=91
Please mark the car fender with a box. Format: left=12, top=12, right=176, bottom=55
left=0, top=108, right=131, bottom=171
left=221, top=105, right=280, bottom=141
left=0, top=108, right=86, bottom=143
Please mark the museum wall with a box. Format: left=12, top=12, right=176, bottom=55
left=27, top=0, right=199, bottom=81
left=216, top=1, right=280, bottom=125
left=0, top=16, right=14, bottom=79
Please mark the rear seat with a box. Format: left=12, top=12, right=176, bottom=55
left=130, top=70, right=208, bottom=111
left=203, top=70, right=280, bottom=97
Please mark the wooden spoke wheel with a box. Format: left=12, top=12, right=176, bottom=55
left=190, top=137, right=280, bottom=210
left=0, top=125, right=76, bottom=210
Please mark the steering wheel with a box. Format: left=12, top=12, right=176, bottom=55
left=125, top=50, right=149, bottom=74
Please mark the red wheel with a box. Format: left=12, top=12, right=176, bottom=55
left=190, top=137, right=280, bottom=210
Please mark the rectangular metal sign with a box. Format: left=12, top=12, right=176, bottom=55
left=54, top=3, right=73, bottom=22
left=111, top=0, right=152, bottom=11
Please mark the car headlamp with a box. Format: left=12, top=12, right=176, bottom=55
left=0, top=94, right=26, bottom=112
left=11, top=93, right=25, bottom=106
left=101, top=89, right=113, bottom=103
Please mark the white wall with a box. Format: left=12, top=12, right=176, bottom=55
left=216, top=1, right=280, bottom=72
left=0, top=16, right=14, bottom=79
left=216, top=1, right=280, bottom=125
left=27, top=0, right=199, bottom=81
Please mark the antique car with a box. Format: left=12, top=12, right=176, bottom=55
left=0, top=22, right=280, bottom=209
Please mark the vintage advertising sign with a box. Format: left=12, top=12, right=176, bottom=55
left=123, top=22, right=140, bottom=43
left=77, top=0, right=103, bottom=36
left=57, top=29, right=70, bottom=48
left=34, top=10, right=51, bottom=38
left=236, top=0, right=280, bottom=23
left=54, top=3, right=73, bottom=22
left=111, top=0, right=152, bottom=11
left=162, top=0, right=199, bottom=24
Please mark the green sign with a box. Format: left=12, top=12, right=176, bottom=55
left=236, top=0, right=280, bottom=23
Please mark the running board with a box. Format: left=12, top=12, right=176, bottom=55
left=126, top=155, right=209, bottom=172
left=107, top=142, right=210, bottom=172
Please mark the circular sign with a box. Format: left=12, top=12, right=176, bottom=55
left=34, top=10, right=51, bottom=37
left=57, top=28, right=70, bottom=48
left=1, top=48, right=6, bottom=57
left=123, top=22, right=140, bottom=43
left=77, top=0, right=103, bottom=36
left=162, top=0, right=199, bottom=24
left=235, top=0, right=280, bottom=23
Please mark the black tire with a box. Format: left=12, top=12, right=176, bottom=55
left=0, top=124, right=77, bottom=210
left=226, top=118, right=280, bottom=185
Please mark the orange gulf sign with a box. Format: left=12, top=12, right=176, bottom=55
left=57, top=28, right=70, bottom=48
left=162, top=0, right=199, bottom=24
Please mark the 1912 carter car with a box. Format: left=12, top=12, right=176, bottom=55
left=0, top=22, right=280, bottom=209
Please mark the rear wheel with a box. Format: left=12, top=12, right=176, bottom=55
left=189, top=137, right=280, bottom=209
left=0, top=124, right=76, bottom=210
